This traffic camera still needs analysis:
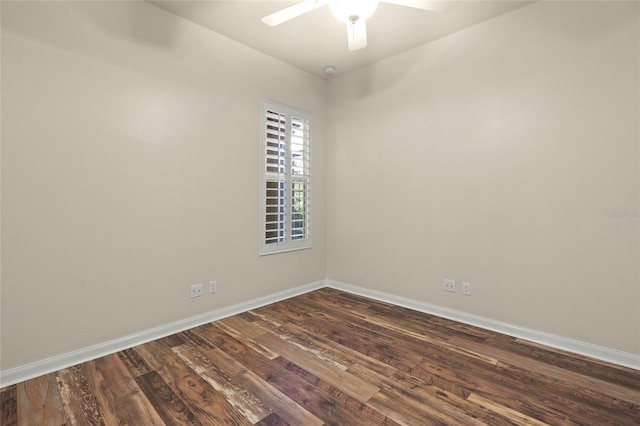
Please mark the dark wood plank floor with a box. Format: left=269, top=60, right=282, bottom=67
left=2, top=288, right=639, bottom=425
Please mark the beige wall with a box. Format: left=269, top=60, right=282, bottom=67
left=326, top=1, right=639, bottom=354
left=2, top=0, right=638, bottom=374
left=0, top=1, right=326, bottom=371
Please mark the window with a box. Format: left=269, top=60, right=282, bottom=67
left=260, top=100, right=312, bottom=255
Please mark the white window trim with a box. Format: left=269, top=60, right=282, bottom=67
left=260, top=100, right=312, bottom=255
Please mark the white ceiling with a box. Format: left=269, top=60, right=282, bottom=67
left=149, top=1, right=535, bottom=78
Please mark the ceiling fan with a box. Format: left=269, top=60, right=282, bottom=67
left=262, top=0, right=450, bottom=51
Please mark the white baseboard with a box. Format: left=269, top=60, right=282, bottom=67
left=3, top=278, right=637, bottom=387
left=0, top=280, right=326, bottom=387
left=327, top=280, right=640, bottom=371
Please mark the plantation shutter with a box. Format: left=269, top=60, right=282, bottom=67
left=261, top=101, right=312, bottom=254
left=264, top=110, right=287, bottom=246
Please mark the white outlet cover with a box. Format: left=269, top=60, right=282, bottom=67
left=190, top=283, right=203, bottom=298
left=444, top=279, right=456, bottom=292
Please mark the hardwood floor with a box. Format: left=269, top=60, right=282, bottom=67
left=1, top=288, right=639, bottom=425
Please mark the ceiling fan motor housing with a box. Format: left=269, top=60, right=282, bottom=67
left=329, top=0, right=380, bottom=23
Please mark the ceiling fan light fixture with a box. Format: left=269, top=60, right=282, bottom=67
left=329, top=0, right=380, bottom=23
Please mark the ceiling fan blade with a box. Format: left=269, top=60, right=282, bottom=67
left=381, top=0, right=453, bottom=12
left=262, top=0, right=329, bottom=26
left=347, top=19, right=367, bottom=51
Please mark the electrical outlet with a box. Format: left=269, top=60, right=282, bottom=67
left=190, top=283, right=203, bottom=298
left=209, top=280, right=217, bottom=294
left=444, top=279, right=456, bottom=293
left=463, top=282, right=471, bottom=296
